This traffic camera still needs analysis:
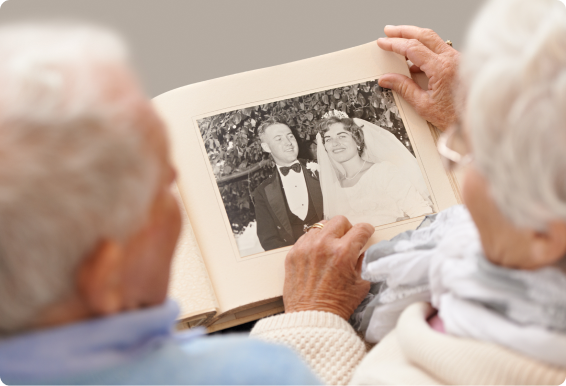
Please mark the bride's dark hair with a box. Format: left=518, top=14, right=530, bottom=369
left=318, top=116, right=366, bottom=156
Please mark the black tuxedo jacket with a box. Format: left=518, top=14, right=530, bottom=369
left=252, top=159, right=323, bottom=251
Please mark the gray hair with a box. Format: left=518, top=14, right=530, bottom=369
left=0, top=24, right=160, bottom=333
left=461, top=0, right=566, bottom=230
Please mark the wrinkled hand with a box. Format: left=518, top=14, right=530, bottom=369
left=283, top=216, right=375, bottom=321
left=377, top=25, right=460, bottom=131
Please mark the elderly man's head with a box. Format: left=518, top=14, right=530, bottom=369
left=0, top=24, right=181, bottom=335
left=457, top=0, right=566, bottom=269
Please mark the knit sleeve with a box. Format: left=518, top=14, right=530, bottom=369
left=250, top=311, right=367, bottom=385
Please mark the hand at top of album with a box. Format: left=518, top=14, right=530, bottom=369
left=377, top=25, right=460, bottom=131
left=283, top=216, right=374, bottom=321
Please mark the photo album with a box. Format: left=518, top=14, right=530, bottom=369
left=153, top=42, right=462, bottom=332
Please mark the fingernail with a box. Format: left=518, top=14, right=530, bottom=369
left=385, top=25, right=395, bottom=28
left=379, top=79, right=392, bottom=88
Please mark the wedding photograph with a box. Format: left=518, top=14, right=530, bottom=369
left=196, top=80, right=433, bottom=258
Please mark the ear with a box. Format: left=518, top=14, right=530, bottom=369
left=261, top=142, right=272, bottom=153
left=76, top=240, right=126, bottom=316
left=529, top=221, right=566, bottom=268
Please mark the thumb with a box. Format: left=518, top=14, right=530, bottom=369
left=378, top=74, right=429, bottom=112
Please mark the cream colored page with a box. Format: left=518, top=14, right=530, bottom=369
left=167, top=185, right=218, bottom=320
left=153, top=42, right=459, bottom=315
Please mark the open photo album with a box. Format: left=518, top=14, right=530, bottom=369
left=153, top=42, right=462, bottom=332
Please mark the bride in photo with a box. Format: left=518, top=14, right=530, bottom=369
left=316, top=110, right=433, bottom=226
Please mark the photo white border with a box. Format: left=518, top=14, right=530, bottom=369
left=191, top=75, right=437, bottom=262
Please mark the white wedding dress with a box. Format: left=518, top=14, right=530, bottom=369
left=341, top=161, right=433, bottom=225
left=317, top=118, right=433, bottom=226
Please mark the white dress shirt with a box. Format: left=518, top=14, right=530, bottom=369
left=277, top=163, right=309, bottom=221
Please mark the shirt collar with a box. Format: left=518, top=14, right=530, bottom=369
left=0, top=299, right=202, bottom=383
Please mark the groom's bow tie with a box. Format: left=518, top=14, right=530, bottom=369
left=280, top=163, right=301, bottom=176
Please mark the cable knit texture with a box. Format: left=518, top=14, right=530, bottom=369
left=252, top=305, right=566, bottom=385
left=351, top=302, right=566, bottom=385
left=250, top=311, right=366, bottom=385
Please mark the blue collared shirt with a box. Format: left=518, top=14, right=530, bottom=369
left=0, top=300, right=320, bottom=385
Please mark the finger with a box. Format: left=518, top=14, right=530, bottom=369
left=384, top=25, right=450, bottom=55
left=409, top=64, right=422, bottom=73
left=378, top=74, right=429, bottom=111
left=302, top=227, right=323, bottom=242
left=378, top=38, right=439, bottom=73
left=355, top=252, right=365, bottom=274
left=377, top=36, right=400, bottom=55
left=341, top=222, right=375, bottom=256
left=321, top=215, right=352, bottom=239
left=308, top=219, right=328, bottom=231
left=406, top=59, right=422, bottom=73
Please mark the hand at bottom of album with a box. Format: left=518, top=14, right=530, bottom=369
left=283, top=216, right=375, bottom=321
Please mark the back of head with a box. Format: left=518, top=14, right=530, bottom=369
left=461, top=0, right=566, bottom=230
left=0, top=24, right=160, bottom=334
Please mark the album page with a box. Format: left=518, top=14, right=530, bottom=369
left=167, top=186, right=218, bottom=323
left=153, top=41, right=460, bottom=317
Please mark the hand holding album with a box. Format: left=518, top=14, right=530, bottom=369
left=377, top=25, right=460, bottom=131
left=283, top=216, right=374, bottom=321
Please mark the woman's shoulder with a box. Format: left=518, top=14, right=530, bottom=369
left=360, top=160, right=375, bottom=174
left=374, top=160, right=399, bottom=171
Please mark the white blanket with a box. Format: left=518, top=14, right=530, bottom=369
left=355, top=205, right=566, bottom=368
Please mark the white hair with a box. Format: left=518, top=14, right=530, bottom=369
left=461, top=0, right=566, bottom=230
left=0, top=24, right=160, bottom=333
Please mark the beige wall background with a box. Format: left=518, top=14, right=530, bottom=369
left=0, top=0, right=484, bottom=97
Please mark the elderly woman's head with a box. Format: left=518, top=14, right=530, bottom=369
left=456, top=0, right=566, bottom=269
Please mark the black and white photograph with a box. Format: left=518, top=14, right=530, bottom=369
left=196, top=80, right=433, bottom=258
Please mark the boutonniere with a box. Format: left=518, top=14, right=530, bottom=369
left=306, top=161, right=319, bottom=178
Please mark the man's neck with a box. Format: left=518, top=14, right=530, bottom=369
left=274, top=159, right=299, bottom=168
left=5, top=295, right=93, bottom=337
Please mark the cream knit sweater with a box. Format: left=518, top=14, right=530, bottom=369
left=251, top=302, right=566, bottom=385
left=250, top=310, right=366, bottom=385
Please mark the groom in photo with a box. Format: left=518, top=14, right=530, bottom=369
left=253, top=118, right=323, bottom=251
